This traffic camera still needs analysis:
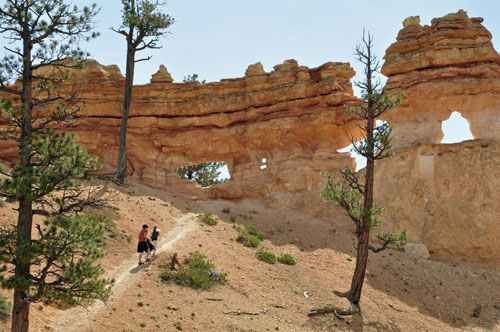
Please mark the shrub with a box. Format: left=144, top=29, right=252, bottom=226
left=235, top=224, right=265, bottom=248
left=245, top=235, right=261, bottom=248
left=160, top=252, right=226, bottom=290
left=472, top=304, right=482, bottom=318
left=0, top=295, right=10, bottom=322
left=277, top=253, right=296, bottom=265
left=245, top=226, right=265, bottom=240
left=199, top=212, right=218, bottom=226
left=256, top=250, right=276, bottom=264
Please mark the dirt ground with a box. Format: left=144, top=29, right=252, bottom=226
left=1, top=180, right=499, bottom=332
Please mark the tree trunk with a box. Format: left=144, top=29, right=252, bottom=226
left=11, top=289, right=29, bottom=332
left=347, top=68, right=376, bottom=305
left=11, top=37, right=34, bottom=332
left=115, top=39, right=135, bottom=183
left=11, top=199, right=33, bottom=332
left=347, top=227, right=370, bottom=304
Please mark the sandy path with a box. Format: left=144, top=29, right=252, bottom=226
left=52, top=213, right=198, bottom=332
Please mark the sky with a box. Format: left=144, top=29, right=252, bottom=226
left=77, top=0, right=495, bottom=171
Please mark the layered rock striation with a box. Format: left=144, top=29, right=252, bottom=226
left=382, top=10, right=500, bottom=148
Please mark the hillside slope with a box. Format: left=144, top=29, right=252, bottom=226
left=0, top=180, right=499, bottom=332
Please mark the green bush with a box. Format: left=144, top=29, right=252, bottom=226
left=277, top=253, right=296, bottom=265
left=199, top=212, right=218, bottom=226
left=245, top=235, right=261, bottom=248
left=235, top=224, right=265, bottom=248
left=245, top=226, right=265, bottom=240
left=256, top=250, right=277, bottom=264
left=160, top=252, right=226, bottom=290
left=0, top=295, right=10, bottom=322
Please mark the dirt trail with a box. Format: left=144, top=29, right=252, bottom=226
left=52, top=213, right=198, bottom=332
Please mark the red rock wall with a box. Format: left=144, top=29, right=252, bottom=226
left=0, top=59, right=363, bottom=206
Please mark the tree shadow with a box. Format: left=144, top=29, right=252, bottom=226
left=309, top=312, right=404, bottom=332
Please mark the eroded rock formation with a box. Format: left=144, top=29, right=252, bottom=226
left=0, top=59, right=362, bottom=207
left=382, top=10, right=500, bottom=148
left=1, top=11, right=499, bottom=270
left=376, top=11, right=500, bottom=269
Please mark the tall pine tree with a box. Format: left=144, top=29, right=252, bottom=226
left=0, top=2, right=113, bottom=331
left=112, top=0, right=174, bottom=183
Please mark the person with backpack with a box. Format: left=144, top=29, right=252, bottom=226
left=151, top=225, right=161, bottom=256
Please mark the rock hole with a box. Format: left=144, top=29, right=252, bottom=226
left=338, top=144, right=365, bottom=171
left=175, top=161, right=230, bottom=187
left=441, top=112, right=474, bottom=143
left=260, top=157, right=267, bottom=170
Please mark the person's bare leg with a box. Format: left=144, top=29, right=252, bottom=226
left=152, top=240, right=158, bottom=256
left=139, top=252, right=143, bottom=264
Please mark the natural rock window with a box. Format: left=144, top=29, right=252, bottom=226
left=337, top=120, right=391, bottom=171
left=175, top=162, right=230, bottom=187
left=260, top=158, right=267, bottom=170
left=337, top=144, right=365, bottom=171
left=441, top=112, right=474, bottom=144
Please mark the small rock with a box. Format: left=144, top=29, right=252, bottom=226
left=150, top=64, right=173, bottom=83
left=245, top=62, right=265, bottom=76
left=404, top=243, right=430, bottom=259
left=273, top=59, right=298, bottom=71
left=403, top=16, right=421, bottom=28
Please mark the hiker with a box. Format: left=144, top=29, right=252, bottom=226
left=151, top=225, right=161, bottom=256
left=137, top=224, right=152, bottom=265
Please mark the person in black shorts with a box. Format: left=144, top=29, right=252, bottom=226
left=137, top=224, right=152, bottom=265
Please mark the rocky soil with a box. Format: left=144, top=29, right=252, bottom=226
left=1, top=179, right=499, bottom=332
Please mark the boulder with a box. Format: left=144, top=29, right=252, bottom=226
left=405, top=243, right=430, bottom=259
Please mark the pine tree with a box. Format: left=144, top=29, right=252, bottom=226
left=183, top=73, right=206, bottom=84
left=0, top=2, right=113, bottom=331
left=310, top=32, right=406, bottom=316
left=175, top=162, right=228, bottom=187
left=113, top=0, right=174, bottom=183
